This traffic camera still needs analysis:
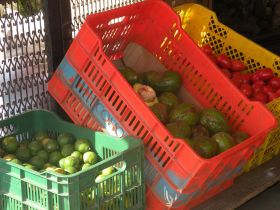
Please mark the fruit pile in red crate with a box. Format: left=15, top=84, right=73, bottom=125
left=201, top=44, right=280, bottom=104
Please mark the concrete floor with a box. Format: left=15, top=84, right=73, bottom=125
left=237, top=182, right=280, bottom=210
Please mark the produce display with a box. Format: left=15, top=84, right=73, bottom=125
left=0, top=132, right=115, bottom=178
left=201, top=44, right=280, bottom=104
left=119, top=67, right=249, bottom=158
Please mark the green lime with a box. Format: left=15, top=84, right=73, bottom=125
left=49, top=151, right=62, bottom=166
left=10, top=158, right=22, bottom=165
left=28, top=141, right=43, bottom=155
left=15, top=146, right=32, bottom=162
left=81, top=163, right=92, bottom=170
left=83, top=151, right=97, bottom=165
left=3, top=154, right=16, bottom=161
left=74, top=139, right=91, bottom=154
left=43, top=138, right=59, bottom=153
left=102, top=166, right=115, bottom=176
left=71, top=151, right=83, bottom=162
left=95, top=174, right=106, bottom=182
left=57, top=133, right=75, bottom=147
left=37, top=150, right=49, bottom=162
left=33, top=131, right=49, bottom=142
left=2, top=136, right=19, bottom=153
left=64, top=156, right=80, bottom=169
left=29, top=156, right=45, bottom=170
left=23, top=163, right=37, bottom=170
left=65, top=166, right=78, bottom=174
left=59, top=158, right=66, bottom=169
left=61, top=144, right=75, bottom=157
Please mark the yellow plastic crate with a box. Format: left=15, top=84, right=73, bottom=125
left=175, top=3, right=280, bottom=172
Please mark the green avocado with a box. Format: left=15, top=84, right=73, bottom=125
left=212, top=132, right=236, bottom=153
left=232, top=131, right=249, bottom=144
left=143, top=71, right=181, bottom=93
left=119, top=67, right=139, bottom=85
left=159, top=92, right=179, bottom=110
left=151, top=103, right=169, bottom=124
left=166, top=121, right=191, bottom=139
left=169, top=103, right=199, bottom=126
left=191, top=125, right=210, bottom=138
left=199, top=108, right=229, bottom=134
left=193, top=136, right=219, bottom=158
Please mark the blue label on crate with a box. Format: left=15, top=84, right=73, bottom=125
left=57, top=57, right=127, bottom=138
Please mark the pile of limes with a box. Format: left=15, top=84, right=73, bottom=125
left=0, top=131, right=99, bottom=175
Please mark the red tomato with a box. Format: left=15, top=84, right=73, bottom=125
left=268, top=77, right=280, bottom=89
left=268, top=93, right=279, bottom=102
left=231, top=59, right=246, bottom=71
left=252, top=73, right=261, bottom=81
left=254, top=80, right=265, bottom=86
left=263, top=85, right=275, bottom=93
left=201, top=44, right=213, bottom=55
left=240, top=84, right=253, bottom=98
left=232, top=72, right=241, bottom=78
left=208, top=54, right=217, bottom=64
left=220, top=68, right=232, bottom=78
left=252, top=83, right=264, bottom=94
left=258, top=68, right=274, bottom=81
left=252, top=92, right=268, bottom=104
left=241, top=74, right=252, bottom=84
left=275, top=89, right=280, bottom=97
left=231, top=77, right=242, bottom=88
left=216, top=54, right=232, bottom=69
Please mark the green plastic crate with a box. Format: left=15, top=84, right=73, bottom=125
left=0, top=110, right=145, bottom=210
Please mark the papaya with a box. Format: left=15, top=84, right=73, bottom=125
left=212, top=132, right=236, bottom=152
left=169, top=103, right=199, bottom=126
left=200, top=108, right=229, bottom=134
left=191, top=125, right=210, bottom=138
left=143, top=70, right=181, bottom=93
left=151, top=103, right=169, bottom=123
left=232, top=131, right=249, bottom=144
left=159, top=92, right=179, bottom=110
left=166, top=121, right=191, bottom=139
left=193, top=136, right=219, bottom=158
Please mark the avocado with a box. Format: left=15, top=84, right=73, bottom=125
left=119, top=67, right=138, bottom=85
left=193, top=136, right=219, bottom=158
left=159, top=92, right=179, bottom=110
left=144, top=71, right=182, bottom=93
left=151, top=103, right=169, bottom=124
left=191, top=125, right=210, bottom=138
left=169, top=103, right=199, bottom=126
left=212, top=132, right=236, bottom=153
left=200, top=108, right=229, bottom=134
left=133, top=83, right=158, bottom=107
left=232, top=131, right=249, bottom=144
left=166, top=121, right=191, bottom=139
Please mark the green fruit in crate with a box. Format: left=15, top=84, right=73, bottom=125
left=193, top=136, right=219, bottom=158
left=61, top=144, right=75, bottom=157
left=3, top=154, right=16, bottom=161
left=49, top=151, right=62, bottom=166
left=82, top=163, right=92, bottom=170
left=10, top=158, right=22, bottom=165
left=102, top=166, right=115, bottom=176
left=0, top=147, right=5, bottom=157
left=144, top=71, right=182, bottom=93
left=57, top=133, right=75, bottom=147
left=37, top=150, right=49, bottom=162
left=212, top=132, right=236, bottom=152
left=191, top=125, right=210, bottom=138
left=28, top=141, right=43, bottom=155
left=17, top=0, right=42, bottom=18
left=44, top=163, right=53, bottom=169
left=151, top=103, right=169, bottom=123
left=83, top=151, right=97, bottom=165
left=2, top=136, right=19, bottom=153
left=59, top=158, right=66, bottom=169
left=65, top=166, right=78, bottom=174
left=166, top=121, right=191, bottom=139
left=53, top=168, right=66, bottom=175
left=71, top=151, right=83, bottom=162
left=169, top=103, right=199, bottom=126
left=23, top=163, right=36, bottom=170
left=200, top=108, right=229, bottom=134
left=133, top=83, right=158, bottom=107
left=43, top=138, right=59, bottom=153
left=95, top=174, right=106, bottom=183
left=158, top=92, right=179, bottom=110
left=45, top=166, right=56, bottom=171
left=74, top=139, right=91, bottom=154
left=64, top=156, right=80, bottom=169
left=29, top=156, right=45, bottom=170
left=233, top=131, right=249, bottom=144
left=119, top=67, right=139, bottom=85
left=16, top=146, right=31, bottom=162
left=33, top=131, right=49, bottom=142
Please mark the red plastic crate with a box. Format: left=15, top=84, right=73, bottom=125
left=48, top=0, right=277, bottom=209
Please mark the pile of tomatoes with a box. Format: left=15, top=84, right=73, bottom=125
left=201, top=44, right=280, bottom=104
